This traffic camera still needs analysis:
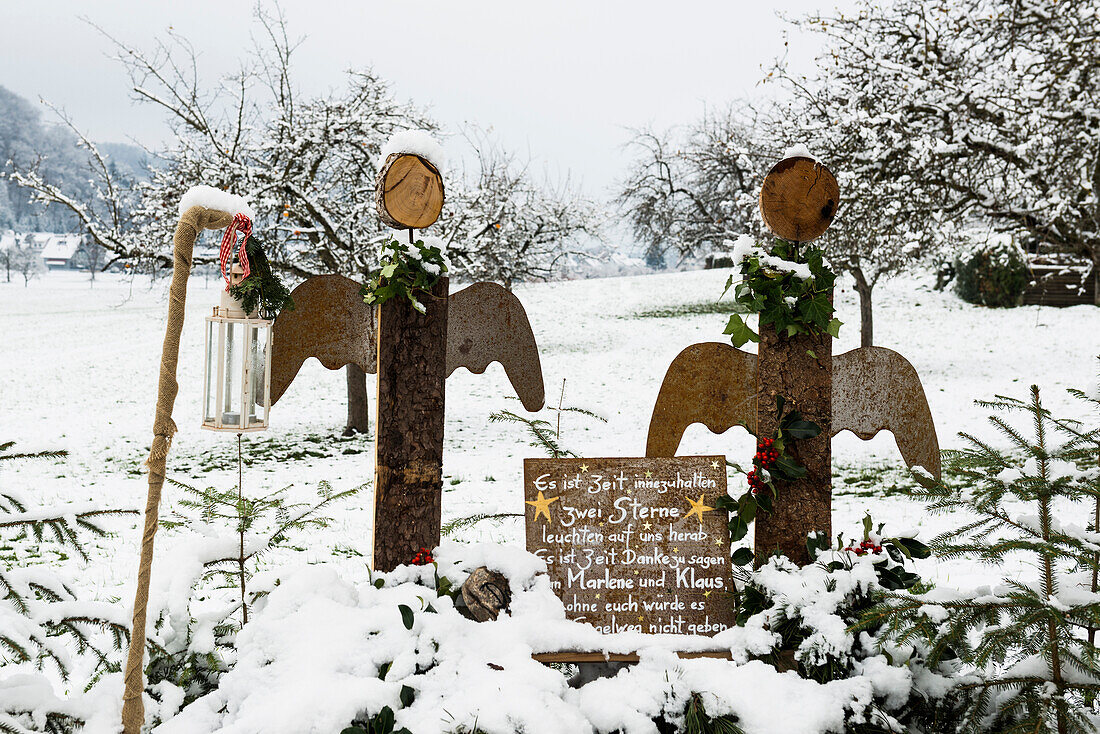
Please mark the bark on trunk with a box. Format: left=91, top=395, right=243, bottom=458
left=753, top=315, right=833, bottom=567
left=372, top=277, right=449, bottom=572
left=1093, top=250, right=1100, bottom=307
left=851, top=267, right=874, bottom=348
left=344, top=363, right=370, bottom=436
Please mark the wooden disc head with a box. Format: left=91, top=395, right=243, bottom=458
left=759, top=156, right=839, bottom=242
left=375, top=153, right=445, bottom=230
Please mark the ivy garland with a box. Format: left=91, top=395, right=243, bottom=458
left=721, top=238, right=842, bottom=348
left=717, top=396, right=822, bottom=567
left=363, top=237, right=449, bottom=314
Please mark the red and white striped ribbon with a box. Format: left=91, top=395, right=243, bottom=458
left=219, top=213, right=252, bottom=288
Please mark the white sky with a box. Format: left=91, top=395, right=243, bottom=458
left=1, top=0, right=850, bottom=198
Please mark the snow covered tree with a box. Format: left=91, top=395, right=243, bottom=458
left=869, top=386, right=1100, bottom=733
left=9, top=242, right=44, bottom=287
left=12, top=7, right=435, bottom=433
left=790, top=0, right=1100, bottom=306
left=6, top=101, right=152, bottom=273
left=443, top=130, right=600, bottom=289
left=617, top=109, right=768, bottom=268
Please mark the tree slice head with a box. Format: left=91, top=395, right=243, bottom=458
left=376, top=153, right=445, bottom=230
left=758, top=156, right=840, bottom=242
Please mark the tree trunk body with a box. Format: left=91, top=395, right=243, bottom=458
left=753, top=318, right=833, bottom=567
left=372, top=277, right=449, bottom=572
left=1093, top=251, right=1100, bottom=307
left=344, top=363, right=370, bottom=436
left=852, top=269, right=874, bottom=348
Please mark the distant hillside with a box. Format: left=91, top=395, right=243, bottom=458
left=0, top=85, right=151, bottom=233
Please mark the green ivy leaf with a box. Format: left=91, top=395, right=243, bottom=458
left=738, top=493, right=757, bottom=523
left=773, top=454, right=807, bottom=480
left=784, top=420, right=821, bottom=440
left=729, top=516, right=749, bottom=542
left=398, top=604, right=414, bottom=630
left=731, top=547, right=755, bottom=566
left=723, top=314, right=760, bottom=347
left=893, top=536, right=932, bottom=559
left=826, top=318, right=843, bottom=337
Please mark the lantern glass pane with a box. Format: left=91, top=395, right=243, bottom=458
left=247, top=325, right=268, bottom=426
left=222, top=321, right=242, bottom=428
left=204, top=321, right=217, bottom=423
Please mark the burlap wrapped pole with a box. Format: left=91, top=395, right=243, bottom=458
left=120, top=205, right=234, bottom=734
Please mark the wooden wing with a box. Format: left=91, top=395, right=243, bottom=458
left=446, top=282, right=545, bottom=412
left=645, top=343, right=758, bottom=457
left=832, top=346, right=941, bottom=479
left=270, top=275, right=376, bottom=405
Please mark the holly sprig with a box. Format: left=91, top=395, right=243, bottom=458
left=719, top=396, right=822, bottom=566
left=808, top=513, right=931, bottom=591
left=363, top=237, right=449, bottom=314
left=721, top=238, right=841, bottom=348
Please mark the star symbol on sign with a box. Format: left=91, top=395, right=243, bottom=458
left=710, top=460, right=720, bottom=469
left=525, top=490, right=559, bottom=523
left=704, top=590, right=712, bottom=598
left=643, top=522, right=652, bottom=530
left=580, top=464, right=589, bottom=472
left=684, top=494, right=716, bottom=524
left=715, top=537, right=724, bottom=546
left=644, top=470, right=653, bottom=478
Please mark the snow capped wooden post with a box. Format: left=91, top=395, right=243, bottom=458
left=646, top=155, right=941, bottom=566
left=754, top=157, right=838, bottom=564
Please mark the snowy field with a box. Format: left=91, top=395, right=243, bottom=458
left=1, top=266, right=1098, bottom=608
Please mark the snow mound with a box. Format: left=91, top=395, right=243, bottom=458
left=782, top=143, right=817, bottom=161
left=178, top=185, right=255, bottom=220
left=154, top=543, right=928, bottom=734
left=380, top=130, right=446, bottom=169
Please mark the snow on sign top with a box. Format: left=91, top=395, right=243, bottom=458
left=178, top=185, right=255, bottom=220
left=380, top=129, right=446, bottom=170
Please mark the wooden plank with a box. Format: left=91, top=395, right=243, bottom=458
left=372, top=277, right=449, bottom=572
left=1022, top=268, right=1096, bottom=307
left=533, top=650, right=733, bottom=664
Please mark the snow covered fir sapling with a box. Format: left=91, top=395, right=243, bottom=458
left=142, top=472, right=365, bottom=722
left=0, top=442, right=135, bottom=732
left=866, top=385, right=1100, bottom=733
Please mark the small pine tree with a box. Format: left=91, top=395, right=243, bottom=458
left=146, top=475, right=365, bottom=712
left=488, top=379, right=606, bottom=459
left=871, top=386, right=1100, bottom=734
left=0, top=441, right=137, bottom=731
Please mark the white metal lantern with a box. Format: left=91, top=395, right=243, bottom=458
left=202, top=264, right=272, bottom=432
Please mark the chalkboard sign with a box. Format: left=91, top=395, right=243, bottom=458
left=524, top=456, right=734, bottom=635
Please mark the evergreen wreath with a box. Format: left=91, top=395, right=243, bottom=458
left=226, top=237, right=295, bottom=320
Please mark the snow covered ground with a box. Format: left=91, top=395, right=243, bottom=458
left=0, top=266, right=1097, bottom=611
